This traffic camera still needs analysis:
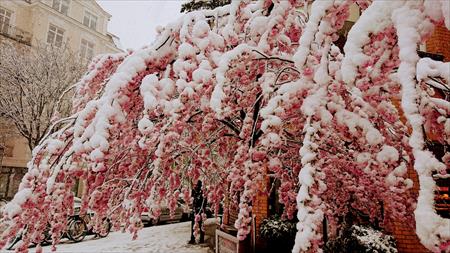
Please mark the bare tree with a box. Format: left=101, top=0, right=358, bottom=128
left=0, top=42, right=86, bottom=150
left=180, top=0, right=230, bottom=13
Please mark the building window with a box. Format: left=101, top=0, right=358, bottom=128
left=80, top=39, right=95, bottom=61
left=83, top=11, right=97, bottom=31
left=47, top=24, right=64, bottom=47
left=52, top=0, right=70, bottom=15
left=0, top=7, right=12, bottom=35
left=427, top=141, right=450, bottom=218
left=0, top=167, right=28, bottom=201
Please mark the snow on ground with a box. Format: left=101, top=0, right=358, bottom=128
left=2, top=221, right=212, bottom=253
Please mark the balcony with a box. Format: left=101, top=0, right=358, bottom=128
left=0, top=23, right=32, bottom=46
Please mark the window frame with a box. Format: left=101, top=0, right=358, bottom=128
left=0, top=7, right=13, bottom=35
left=80, top=38, right=95, bottom=61
left=83, top=11, right=98, bottom=31
left=51, top=0, right=70, bottom=15
left=47, top=23, right=65, bottom=48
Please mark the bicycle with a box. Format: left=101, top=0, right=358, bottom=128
left=68, top=213, right=111, bottom=241
left=5, top=215, right=111, bottom=250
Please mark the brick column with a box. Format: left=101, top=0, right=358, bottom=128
left=426, top=25, right=450, bottom=62
left=253, top=190, right=269, bottom=237
left=391, top=167, right=431, bottom=253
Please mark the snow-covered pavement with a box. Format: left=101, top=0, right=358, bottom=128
left=2, top=221, right=212, bottom=253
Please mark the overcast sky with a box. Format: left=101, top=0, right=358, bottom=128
left=97, top=0, right=185, bottom=50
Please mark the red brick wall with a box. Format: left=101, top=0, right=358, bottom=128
left=393, top=223, right=430, bottom=253
left=252, top=180, right=270, bottom=252
left=391, top=166, right=431, bottom=253
left=253, top=190, right=269, bottom=237
left=222, top=181, right=269, bottom=235
left=426, top=24, right=450, bottom=62
left=224, top=200, right=239, bottom=229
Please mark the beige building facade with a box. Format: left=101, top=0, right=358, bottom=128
left=0, top=0, right=121, bottom=56
left=0, top=0, right=122, bottom=200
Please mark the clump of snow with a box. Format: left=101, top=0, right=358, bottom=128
left=293, top=0, right=334, bottom=69
left=249, top=16, right=269, bottom=37
left=140, top=74, right=160, bottom=111
left=138, top=116, right=154, bottom=134
left=356, top=152, right=371, bottom=164
left=260, top=115, right=282, bottom=132
left=376, top=145, right=399, bottom=163
left=341, top=1, right=403, bottom=85
left=293, top=123, right=324, bottom=253
left=89, top=148, right=104, bottom=161
left=193, top=20, right=210, bottom=38
left=416, top=58, right=450, bottom=83
left=403, top=179, right=413, bottom=189
left=352, top=225, right=398, bottom=253
left=4, top=189, right=32, bottom=219
left=46, top=139, right=65, bottom=154
left=424, top=0, right=450, bottom=29
left=301, top=87, right=326, bottom=116
left=179, top=43, right=196, bottom=59
left=210, top=44, right=253, bottom=118
left=261, top=132, right=282, bottom=147
left=366, top=128, right=383, bottom=146
left=192, top=61, right=213, bottom=84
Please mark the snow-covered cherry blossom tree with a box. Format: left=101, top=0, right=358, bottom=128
left=0, top=1, right=449, bottom=253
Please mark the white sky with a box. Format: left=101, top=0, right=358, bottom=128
left=97, top=0, right=185, bottom=50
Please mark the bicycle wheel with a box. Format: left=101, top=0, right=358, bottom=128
left=96, top=218, right=111, bottom=238
left=150, top=217, right=159, bottom=226
left=5, top=225, right=27, bottom=250
left=5, top=233, right=22, bottom=250
left=40, top=224, right=52, bottom=245
left=67, top=217, right=87, bottom=242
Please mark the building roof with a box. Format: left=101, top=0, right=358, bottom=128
left=91, top=0, right=112, bottom=19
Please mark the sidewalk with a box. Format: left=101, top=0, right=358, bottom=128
left=1, top=220, right=216, bottom=253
